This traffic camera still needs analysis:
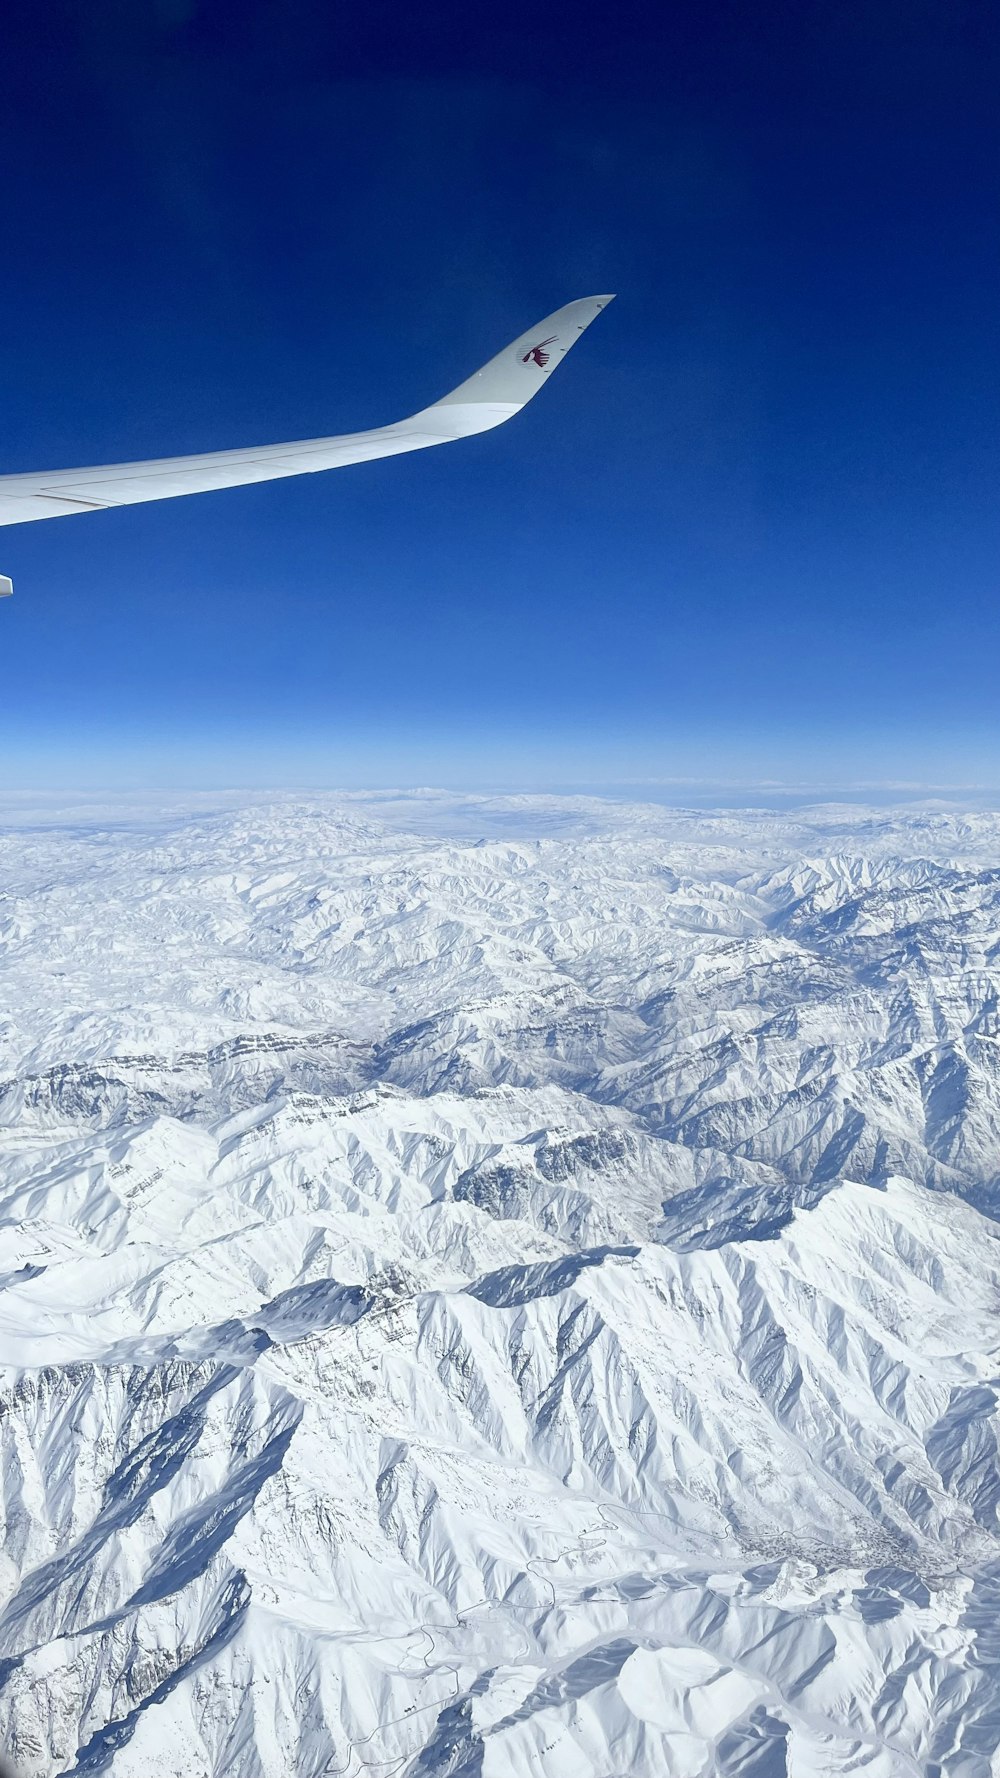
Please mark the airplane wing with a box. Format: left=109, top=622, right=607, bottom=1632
left=0, top=295, right=613, bottom=594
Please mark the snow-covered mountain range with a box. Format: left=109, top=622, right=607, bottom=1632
left=3, top=790, right=1000, bottom=1776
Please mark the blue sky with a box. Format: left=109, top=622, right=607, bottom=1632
left=2, top=0, right=1000, bottom=792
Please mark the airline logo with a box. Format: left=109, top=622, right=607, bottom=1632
left=522, top=335, right=557, bottom=369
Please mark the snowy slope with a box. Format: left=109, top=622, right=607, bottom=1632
left=3, top=792, right=1000, bottom=1775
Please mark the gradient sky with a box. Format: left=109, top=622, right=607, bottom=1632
left=2, top=0, right=999, bottom=791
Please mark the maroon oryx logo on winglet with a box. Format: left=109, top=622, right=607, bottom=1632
left=522, top=335, right=557, bottom=369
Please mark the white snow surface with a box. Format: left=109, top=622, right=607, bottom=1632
left=3, top=790, right=1000, bottom=1776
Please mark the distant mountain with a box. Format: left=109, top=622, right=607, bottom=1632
left=2, top=792, right=1000, bottom=1776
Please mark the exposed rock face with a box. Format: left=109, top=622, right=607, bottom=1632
left=2, top=791, right=1000, bottom=1775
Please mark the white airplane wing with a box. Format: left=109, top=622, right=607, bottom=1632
left=0, top=295, right=613, bottom=595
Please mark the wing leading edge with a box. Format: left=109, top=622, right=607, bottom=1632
left=0, top=295, right=613, bottom=593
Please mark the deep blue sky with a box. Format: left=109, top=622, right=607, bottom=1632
left=2, top=0, right=999, bottom=790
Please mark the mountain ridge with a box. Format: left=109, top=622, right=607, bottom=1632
left=3, top=792, right=1000, bottom=1774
